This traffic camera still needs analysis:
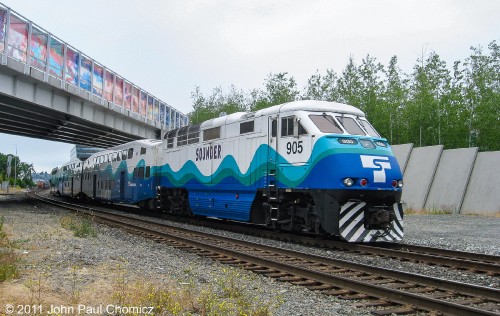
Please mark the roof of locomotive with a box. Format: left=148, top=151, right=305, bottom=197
left=255, top=100, right=365, bottom=118
left=198, top=101, right=365, bottom=129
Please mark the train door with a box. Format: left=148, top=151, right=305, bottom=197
left=267, top=116, right=279, bottom=222
left=120, top=171, right=125, bottom=200
left=92, top=175, right=97, bottom=199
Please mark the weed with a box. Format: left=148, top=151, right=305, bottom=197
left=60, top=215, right=96, bottom=238
left=0, top=251, right=19, bottom=281
left=107, top=265, right=279, bottom=315
left=24, top=267, right=50, bottom=304
left=0, top=216, right=19, bottom=281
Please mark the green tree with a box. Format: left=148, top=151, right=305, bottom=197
left=406, top=51, right=450, bottom=147
left=463, top=41, right=500, bottom=151
left=382, top=56, right=409, bottom=144
left=303, top=69, right=340, bottom=101
left=337, top=56, right=363, bottom=108
left=251, top=72, right=300, bottom=111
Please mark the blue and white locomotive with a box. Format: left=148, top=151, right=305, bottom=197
left=157, top=100, right=404, bottom=242
left=52, top=100, right=404, bottom=242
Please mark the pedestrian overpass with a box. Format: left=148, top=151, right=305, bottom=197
left=0, top=3, right=188, bottom=148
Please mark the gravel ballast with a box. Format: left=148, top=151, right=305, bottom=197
left=0, top=192, right=499, bottom=315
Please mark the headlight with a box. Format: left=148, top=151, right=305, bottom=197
left=343, top=178, right=354, bottom=187
left=397, top=180, right=404, bottom=188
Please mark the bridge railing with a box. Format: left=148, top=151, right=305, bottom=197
left=0, top=2, right=188, bottom=132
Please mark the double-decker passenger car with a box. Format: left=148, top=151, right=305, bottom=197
left=80, top=139, right=161, bottom=209
left=50, top=158, right=83, bottom=197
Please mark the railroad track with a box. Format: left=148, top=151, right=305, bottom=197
left=29, top=191, right=500, bottom=315
left=124, top=206, right=500, bottom=275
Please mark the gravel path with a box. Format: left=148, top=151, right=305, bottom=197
left=0, top=192, right=499, bottom=316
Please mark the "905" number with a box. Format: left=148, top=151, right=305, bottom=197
left=286, top=141, right=303, bottom=154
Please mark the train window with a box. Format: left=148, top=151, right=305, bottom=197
left=357, top=119, right=380, bottom=137
left=271, top=119, right=277, bottom=137
left=138, top=167, right=145, bottom=179
left=166, top=129, right=177, bottom=149
left=122, top=150, right=127, bottom=160
left=203, top=126, right=221, bottom=141
left=281, top=117, right=294, bottom=137
left=140, top=147, right=146, bottom=155
left=128, top=148, right=134, bottom=159
left=177, top=126, right=189, bottom=147
left=188, top=124, right=200, bottom=144
left=240, top=121, right=254, bottom=134
left=116, top=152, right=121, bottom=161
left=146, top=166, right=150, bottom=178
left=309, top=114, right=343, bottom=134
left=336, top=116, right=365, bottom=135
left=298, top=122, right=307, bottom=135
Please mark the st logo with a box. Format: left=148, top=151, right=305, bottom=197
left=360, top=155, right=391, bottom=183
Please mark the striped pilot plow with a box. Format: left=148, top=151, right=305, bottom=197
left=339, top=201, right=404, bottom=242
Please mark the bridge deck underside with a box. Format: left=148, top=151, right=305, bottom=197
left=0, top=93, right=149, bottom=148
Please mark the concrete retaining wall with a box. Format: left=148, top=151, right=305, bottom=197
left=461, top=151, right=500, bottom=215
left=425, top=148, right=477, bottom=213
left=394, top=144, right=499, bottom=215
left=400, top=145, right=443, bottom=210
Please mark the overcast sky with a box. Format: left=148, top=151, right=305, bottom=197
left=1, top=0, right=499, bottom=173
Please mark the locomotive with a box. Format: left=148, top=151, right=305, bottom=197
left=52, top=100, right=404, bottom=242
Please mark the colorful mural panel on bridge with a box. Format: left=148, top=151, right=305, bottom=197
left=30, top=27, right=47, bottom=70
left=104, top=71, right=114, bottom=102
left=93, top=64, right=104, bottom=97
left=66, top=48, right=79, bottom=86
left=7, top=15, right=28, bottom=63
left=48, top=38, right=64, bottom=78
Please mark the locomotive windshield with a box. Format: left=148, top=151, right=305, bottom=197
left=357, top=119, right=380, bottom=137
left=309, top=114, right=343, bottom=133
left=335, top=116, right=365, bottom=135
left=309, top=113, right=381, bottom=137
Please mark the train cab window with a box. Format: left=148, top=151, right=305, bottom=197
left=140, top=147, right=146, bottom=155
left=166, top=129, right=177, bottom=149
left=281, top=117, right=294, bottom=137
left=298, top=122, right=307, bottom=135
left=335, top=116, right=365, bottom=135
left=358, top=119, right=380, bottom=137
left=128, top=148, right=134, bottom=159
left=188, top=124, right=200, bottom=144
left=240, top=121, right=254, bottom=134
left=177, top=126, right=189, bottom=147
left=203, top=126, right=221, bottom=141
left=310, top=114, right=343, bottom=134
left=146, top=166, right=150, bottom=178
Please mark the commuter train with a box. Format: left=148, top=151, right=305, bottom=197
left=51, top=100, right=404, bottom=242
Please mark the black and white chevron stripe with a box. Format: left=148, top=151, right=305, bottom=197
left=339, top=202, right=404, bottom=242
